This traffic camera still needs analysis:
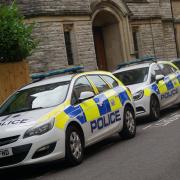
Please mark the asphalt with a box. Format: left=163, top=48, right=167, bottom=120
left=1, top=106, right=180, bottom=180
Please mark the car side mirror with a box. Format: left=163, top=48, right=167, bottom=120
left=79, top=91, right=95, bottom=102
left=155, top=74, right=165, bottom=83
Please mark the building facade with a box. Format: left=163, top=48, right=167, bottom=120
left=0, top=0, right=178, bottom=73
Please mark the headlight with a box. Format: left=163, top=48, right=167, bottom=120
left=23, top=118, right=55, bottom=139
left=133, top=90, right=144, bottom=101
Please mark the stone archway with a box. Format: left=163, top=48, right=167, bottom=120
left=92, top=1, right=132, bottom=71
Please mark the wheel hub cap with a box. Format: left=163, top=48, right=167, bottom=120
left=126, top=111, right=135, bottom=133
left=70, top=131, right=82, bottom=160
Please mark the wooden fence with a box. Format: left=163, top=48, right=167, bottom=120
left=0, top=61, right=30, bottom=105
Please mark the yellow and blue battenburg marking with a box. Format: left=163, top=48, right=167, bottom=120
left=64, top=105, right=87, bottom=124
left=55, top=87, right=131, bottom=128
left=151, top=84, right=160, bottom=94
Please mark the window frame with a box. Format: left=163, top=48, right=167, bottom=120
left=100, top=75, right=119, bottom=88
left=86, top=74, right=111, bottom=94
left=150, top=64, right=163, bottom=83
left=158, top=63, right=174, bottom=76
left=71, top=75, right=95, bottom=105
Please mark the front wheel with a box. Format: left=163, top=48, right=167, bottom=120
left=149, top=96, right=160, bottom=121
left=120, top=106, right=136, bottom=139
left=65, top=126, right=84, bottom=166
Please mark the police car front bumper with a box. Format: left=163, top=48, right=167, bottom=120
left=134, top=96, right=151, bottom=118
left=0, top=127, right=65, bottom=169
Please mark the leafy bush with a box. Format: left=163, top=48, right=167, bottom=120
left=0, top=3, right=37, bottom=63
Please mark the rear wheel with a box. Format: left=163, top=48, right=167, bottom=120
left=149, top=96, right=160, bottom=121
left=65, top=126, right=84, bottom=166
left=120, top=106, right=136, bottom=139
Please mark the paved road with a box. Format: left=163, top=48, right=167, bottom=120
left=1, top=106, right=180, bottom=180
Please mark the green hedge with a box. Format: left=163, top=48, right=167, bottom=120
left=0, top=3, right=37, bottom=63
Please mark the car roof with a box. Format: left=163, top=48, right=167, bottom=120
left=113, top=62, right=151, bottom=74
left=21, top=74, right=74, bottom=90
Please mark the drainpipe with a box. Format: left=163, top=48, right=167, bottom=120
left=170, top=0, right=179, bottom=57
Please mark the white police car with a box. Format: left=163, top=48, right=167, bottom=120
left=113, top=59, right=180, bottom=120
left=0, top=69, right=136, bottom=168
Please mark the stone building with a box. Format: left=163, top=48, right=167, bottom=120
left=172, top=0, right=180, bottom=57
left=0, top=0, right=178, bottom=73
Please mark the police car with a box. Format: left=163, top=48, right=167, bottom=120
left=0, top=68, right=136, bottom=168
left=113, top=59, right=180, bottom=120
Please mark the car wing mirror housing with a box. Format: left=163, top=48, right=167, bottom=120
left=79, top=91, right=95, bottom=102
left=155, top=74, right=165, bottom=83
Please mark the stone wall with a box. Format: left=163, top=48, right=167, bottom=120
left=74, top=21, right=97, bottom=71
left=127, top=0, right=177, bottom=59
left=27, top=20, right=67, bottom=73
left=0, top=0, right=91, bottom=16
left=131, top=20, right=177, bottom=59
left=125, top=0, right=160, bottom=19
left=27, top=17, right=97, bottom=73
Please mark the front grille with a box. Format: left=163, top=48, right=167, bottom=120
left=0, top=144, right=32, bottom=167
left=0, top=135, right=20, bottom=147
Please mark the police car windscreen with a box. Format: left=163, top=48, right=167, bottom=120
left=114, top=67, right=149, bottom=86
left=173, top=61, right=180, bottom=69
left=0, top=82, right=70, bottom=116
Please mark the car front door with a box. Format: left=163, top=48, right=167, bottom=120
left=87, top=75, right=122, bottom=139
left=70, top=76, right=107, bottom=145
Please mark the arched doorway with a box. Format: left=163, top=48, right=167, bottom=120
left=93, top=10, right=123, bottom=71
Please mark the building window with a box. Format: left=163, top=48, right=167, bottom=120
left=64, top=24, right=75, bottom=65
left=132, top=27, right=139, bottom=59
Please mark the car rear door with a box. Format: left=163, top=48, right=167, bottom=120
left=158, top=63, right=179, bottom=108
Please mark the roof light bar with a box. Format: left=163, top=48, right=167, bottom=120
left=31, top=66, right=84, bottom=80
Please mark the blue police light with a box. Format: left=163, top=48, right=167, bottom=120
left=31, top=66, right=84, bottom=80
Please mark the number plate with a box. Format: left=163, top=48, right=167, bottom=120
left=0, top=148, right=13, bottom=158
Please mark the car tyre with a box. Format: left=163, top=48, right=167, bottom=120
left=65, top=125, right=84, bottom=166
left=120, top=106, right=136, bottom=139
left=149, top=96, right=160, bottom=121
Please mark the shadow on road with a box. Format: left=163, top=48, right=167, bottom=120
left=0, top=135, right=126, bottom=180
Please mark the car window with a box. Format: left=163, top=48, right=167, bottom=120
left=158, top=63, right=174, bottom=76
left=72, top=76, right=94, bottom=105
left=173, top=61, right=180, bottom=69
left=87, top=75, right=110, bottom=93
left=151, top=64, right=163, bottom=83
left=101, top=75, right=119, bottom=88
left=114, top=67, right=149, bottom=86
